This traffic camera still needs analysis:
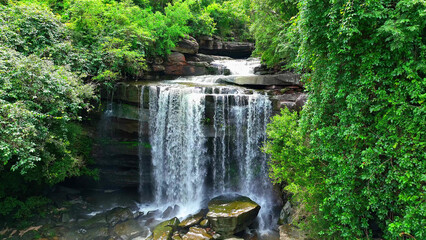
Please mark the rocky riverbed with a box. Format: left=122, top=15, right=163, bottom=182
left=0, top=187, right=280, bottom=240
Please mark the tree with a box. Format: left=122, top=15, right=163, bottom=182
left=265, top=0, right=426, bottom=238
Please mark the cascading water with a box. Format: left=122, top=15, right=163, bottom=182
left=138, top=59, right=278, bottom=232
left=148, top=86, right=207, bottom=208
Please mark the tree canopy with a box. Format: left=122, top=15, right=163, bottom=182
left=264, top=0, right=425, bottom=239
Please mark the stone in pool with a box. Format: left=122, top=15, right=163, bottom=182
left=207, top=194, right=260, bottom=236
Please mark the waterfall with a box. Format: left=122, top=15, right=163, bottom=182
left=138, top=59, right=278, bottom=230
left=148, top=86, right=207, bottom=208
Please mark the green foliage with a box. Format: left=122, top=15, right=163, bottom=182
left=0, top=47, right=94, bottom=180
left=143, top=0, right=193, bottom=56
left=64, top=0, right=150, bottom=79
left=0, top=196, right=50, bottom=222
left=0, top=2, right=98, bottom=224
left=0, top=0, right=254, bottom=226
left=145, top=0, right=172, bottom=11
left=3, top=0, right=253, bottom=82
left=0, top=2, right=66, bottom=56
left=265, top=0, right=426, bottom=239
left=250, top=0, right=299, bottom=67
left=204, top=0, right=252, bottom=40
left=186, top=0, right=216, bottom=37
left=264, top=108, right=320, bottom=198
left=0, top=46, right=95, bottom=221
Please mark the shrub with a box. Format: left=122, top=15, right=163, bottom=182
left=250, top=0, right=299, bottom=67
left=0, top=2, right=66, bottom=55
left=265, top=0, right=426, bottom=238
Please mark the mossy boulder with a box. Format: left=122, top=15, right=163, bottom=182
left=207, top=194, right=260, bottom=237
left=183, top=227, right=213, bottom=240
left=179, top=209, right=208, bottom=228
left=172, top=232, right=183, bottom=240
left=149, top=217, right=180, bottom=240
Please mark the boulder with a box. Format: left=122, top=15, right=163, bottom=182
left=220, top=73, right=302, bottom=87
left=207, top=194, right=260, bottom=237
left=145, top=218, right=162, bottom=230
left=78, top=212, right=107, bottom=229
left=161, top=51, right=232, bottom=76
left=112, top=219, right=149, bottom=240
left=139, top=210, right=161, bottom=220
left=273, top=101, right=296, bottom=112
left=182, top=227, right=213, bottom=240
left=254, top=64, right=275, bottom=75
left=165, top=53, right=209, bottom=76
left=173, top=36, right=199, bottom=55
left=162, top=205, right=180, bottom=218
left=167, top=52, right=187, bottom=64
left=179, top=209, right=208, bottom=228
left=106, top=207, right=134, bottom=226
left=61, top=213, right=71, bottom=223
left=149, top=217, right=180, bottom=240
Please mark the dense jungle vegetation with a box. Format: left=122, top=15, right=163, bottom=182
left=262, top=0, right=425, bottom=239
left=0, top=0, right=252, bottom=223
left=0, top=0, right=425, bottom=239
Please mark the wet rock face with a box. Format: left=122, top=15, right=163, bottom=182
left=278, top=201, right=293, bottom=225
left=270, top=93, right=307, bottom=112
left=207, top=194, right=260, bottom=237
left=173, top=36, right=199, bottom=55
left=198, top=36, right=255, bottom=58
left=164, top=52, right=221, bottom=76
